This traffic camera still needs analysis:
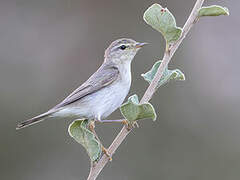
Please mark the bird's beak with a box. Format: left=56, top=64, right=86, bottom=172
left=135, top=42, right=149, bottom=48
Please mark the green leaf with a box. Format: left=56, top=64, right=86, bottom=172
left=143, top=3, right=182, bottom=44
left=120, top=94, right=157, bottom=124
left=198, top=5, right=229, bottom=17
left=68, top=119, right=102, bottom=162
left=141, top=60, right=185, bottom=88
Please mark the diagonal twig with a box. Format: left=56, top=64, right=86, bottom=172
left=87, top=0, right=205, bottom=179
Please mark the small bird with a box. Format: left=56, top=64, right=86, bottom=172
left=17, top=38, right=147, bottom=130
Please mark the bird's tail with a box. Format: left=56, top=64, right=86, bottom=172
left=16, top=111, right=55, bottom=130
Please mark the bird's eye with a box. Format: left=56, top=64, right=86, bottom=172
left=119, top=45, right=127, bottom=50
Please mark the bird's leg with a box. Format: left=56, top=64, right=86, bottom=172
left=89, top=119, right=112, bottom=161
left=97, top=119, right=139, bottom=130
left=97, top=118, right=130, bottom=127
left=98, top=119, right=128, bottom=124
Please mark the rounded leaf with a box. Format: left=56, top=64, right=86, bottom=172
left=120, top=94, right=157, bottom=123
left=68, top=119, right=102, bottom=162
left=141, top=60, right=185, bottom=88
left=198, top=5, right=229, bottom=17
left=143, top=3, right=182, bottom=44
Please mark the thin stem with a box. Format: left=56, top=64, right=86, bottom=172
left=141, top=0, right=204, bottom=103
left=87, top=0, right=205, bottom=179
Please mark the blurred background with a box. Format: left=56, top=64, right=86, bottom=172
left=0, top=0, right=238, bottom=179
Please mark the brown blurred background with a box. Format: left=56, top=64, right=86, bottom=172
left=0, top=0, right=238, bottom=179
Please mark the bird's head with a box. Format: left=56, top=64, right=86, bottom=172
left=104, top=38, right=148, bottom=64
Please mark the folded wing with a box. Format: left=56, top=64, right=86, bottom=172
left=53, top=63, right=119, bottom=109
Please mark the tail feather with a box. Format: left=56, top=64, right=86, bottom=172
left=16, top=111, right=54, bottom=130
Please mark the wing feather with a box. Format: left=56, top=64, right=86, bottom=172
left=53, top=63, right=119, bottom=109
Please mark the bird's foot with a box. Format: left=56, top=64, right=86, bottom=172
left=89, top=120, right=95, bottom=132
left=102, top=146, right=112, bottom=161
left=122, top=120, right=139, bottom=130
left=122, top=119, right=131, bottom=130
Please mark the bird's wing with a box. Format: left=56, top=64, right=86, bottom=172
left=53, top=63, right=119, bottom=109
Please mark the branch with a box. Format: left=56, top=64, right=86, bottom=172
left=87, top=0, right=205, bottom=179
